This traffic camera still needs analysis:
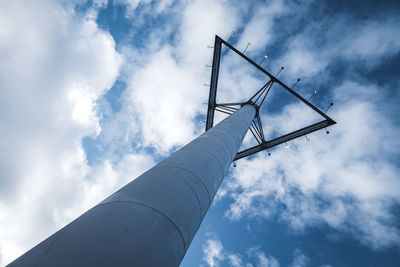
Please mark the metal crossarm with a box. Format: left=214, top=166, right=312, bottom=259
left=205, top=35, right=336, bottom=160
left=234, top=120, right=334, bottom=160
left=205, top=36, right=222, bottom=131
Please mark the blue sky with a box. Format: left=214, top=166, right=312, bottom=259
left=1, top=0, right=400, bottom=266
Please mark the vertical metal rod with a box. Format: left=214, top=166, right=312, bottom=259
left=259, top=55, right=268, bottom=65
left=308, top=90, right=318, bottom=101
left=8, top=105, right=256, bottom=267
left=276, top=66, right=284, bottom=77
left=243, top=42, right=251, bottom=54
left=227, top=31, right=235, bottom=42
left=205, top=36, right=222, bottom=131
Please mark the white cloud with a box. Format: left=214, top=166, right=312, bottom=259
left=247, top=247, right=279, bottom=267
left=2, top=0, right=399, bottom=264
left=339, top=18, right=400, bottom=62
left=113, top=0, right=292, bottom=155
left=278, top=35, right=328, bottom=78
left=202, top=237, right=279, bottom=267
left=118, top=0, right=247, bottom=153
left=257, top=253, right=279, bottom=267
left=0, top=0, right=148, bottom=265
left=277, top=15, right=400, bottom=80
left=236, top=0, right=286, bottom=54
left=225, top=79, right=400, bottom=249
left=178, top=0, right=241, bottom=65
left=227, top=253, right=243, bottom=267
left=203, top=238, right=224, bottom=267
left=114, top=0, right=176, bottom=17
left=114, top=0, right=150, bottom=14
left=126, top=47, right=203, bottom=152
left=290, top=249, right=308, bottom=267
left=217, top=4, right=400, bottom=251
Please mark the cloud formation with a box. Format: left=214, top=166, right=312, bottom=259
left=1, top=0, right=399, bottom=265
left=225, top=69, right=400, bottom=249
left=0, top=0, right=154, bottom=264
left=202, top=236, right=280, bottom=267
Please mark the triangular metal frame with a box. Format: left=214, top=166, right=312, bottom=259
left=205, top=35, right=336, bottom=161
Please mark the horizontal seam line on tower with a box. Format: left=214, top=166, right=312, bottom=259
left=199, top=134, right=235, bottom=160
left=152, top=165, right=204, bottom=220
left=94, top=200, right=187, bottom=252
left=154, top=165, right=212, bottom=205
left=183, top=147, right=225, bottom=178
left=208, top=128, right=240, bottom=150
left=34, top=227, right=69, bottom=266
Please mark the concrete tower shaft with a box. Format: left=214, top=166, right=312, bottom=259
left=8, top=104, right=256, bottom=267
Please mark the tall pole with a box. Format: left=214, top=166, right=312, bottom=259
left=8, top=104, right=256, bottom=267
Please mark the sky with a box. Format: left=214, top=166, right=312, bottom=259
left=0, top=0, right=400, bottom=266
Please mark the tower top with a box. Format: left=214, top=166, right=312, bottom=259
left=205, top=35, right=336, bottom=160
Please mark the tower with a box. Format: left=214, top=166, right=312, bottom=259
left=7, top=35, right=335, bottom=267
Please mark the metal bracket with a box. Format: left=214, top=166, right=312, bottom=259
left=205, top=35, right=336, bottom=160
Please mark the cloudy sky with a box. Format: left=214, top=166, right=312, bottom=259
left=1, top=0, right=400, bottom=266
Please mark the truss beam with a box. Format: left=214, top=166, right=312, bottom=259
left=205, top=35, right=336, bottom=161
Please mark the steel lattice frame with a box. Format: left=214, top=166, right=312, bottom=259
left=205, top=35, right=336, bottom=161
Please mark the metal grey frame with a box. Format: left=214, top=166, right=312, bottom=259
left=205, top=35, right=336, bottom=160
